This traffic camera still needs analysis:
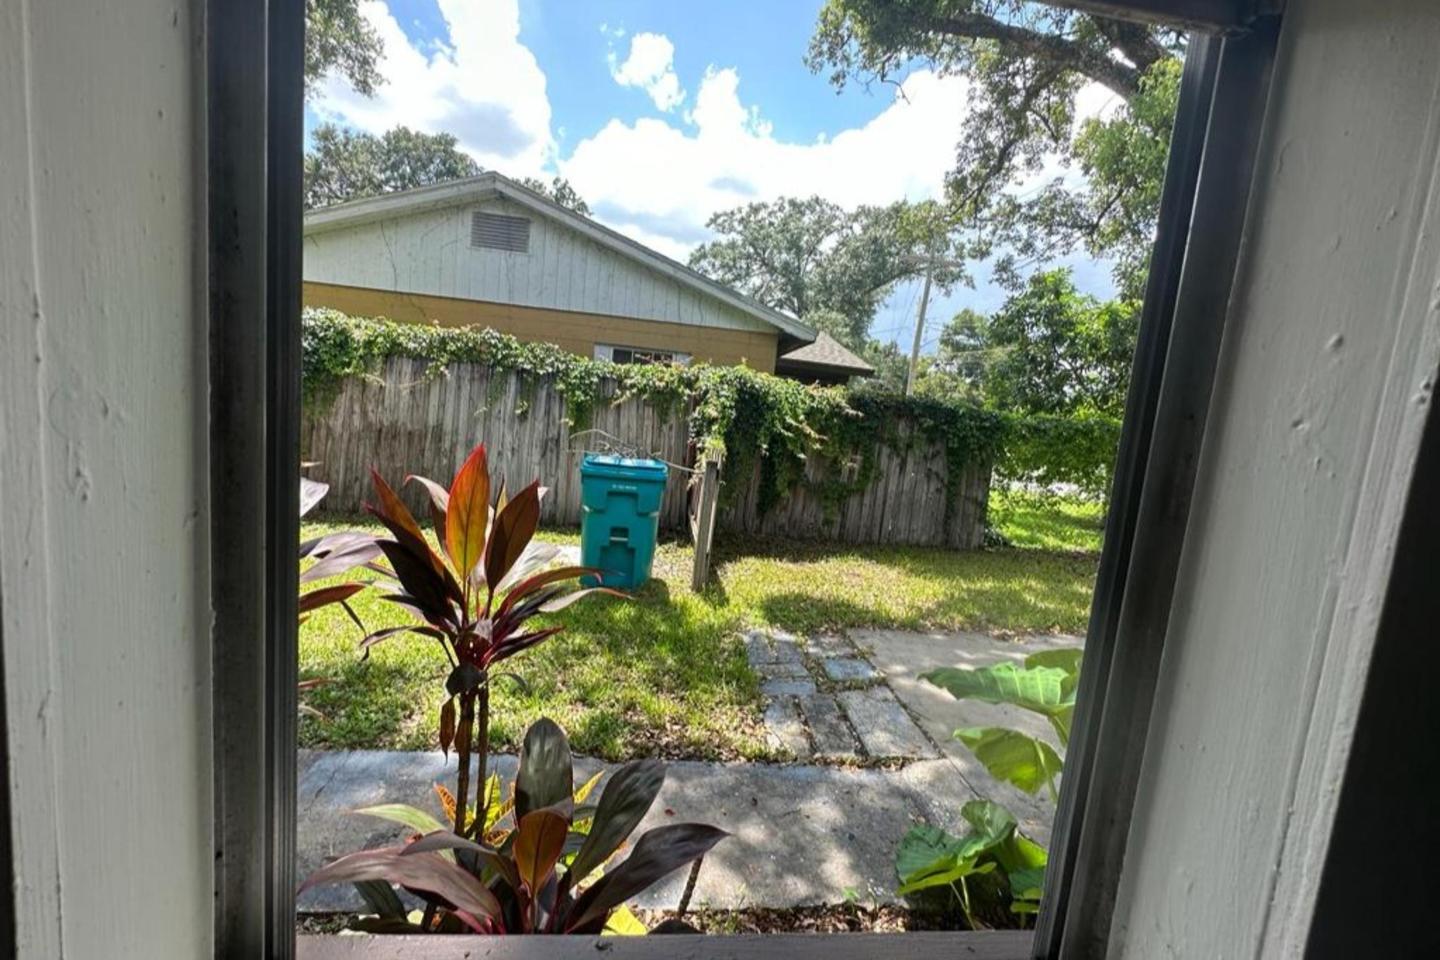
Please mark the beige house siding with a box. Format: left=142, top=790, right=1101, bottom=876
left=304, top=281, right=781, bottom=372
left=302, top=196, right=778, bottom=336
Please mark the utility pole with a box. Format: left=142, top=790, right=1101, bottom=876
left=905, top=247, right=935, bottom=397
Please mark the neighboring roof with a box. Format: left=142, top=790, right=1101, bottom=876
left=777, top=331, right=875, bottom=376
left=304, top=172, right=815, bottom=342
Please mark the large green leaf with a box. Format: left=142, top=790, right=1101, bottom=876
left=896, top=857, right=996, bottom=896
left=895, top=824, right=967, bottom=882
left=922, top=661, right=1075, bottom=718
left=925, top=658, right=1081, bottom=745
left=1008, top=866, right=1047, bottom=902
left=515, top=718, right=573, bottom=819
left=955, top=727, right=1064, bottom=797
left=1023, top=648, right=1083, bottom=676
left=959, top=799, right=1018, bottom=846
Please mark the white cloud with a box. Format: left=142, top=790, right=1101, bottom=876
left=310, top=0, right=555, bottom=178
left=310, top=3, right=1118, bottom=275
left=608, top=32, right=686, bottom=113
left=563, top=67, right=970, bottom=254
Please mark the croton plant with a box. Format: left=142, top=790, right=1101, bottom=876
left=299, top=443, right=725, bottom=933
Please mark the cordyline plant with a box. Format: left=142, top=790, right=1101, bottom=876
left=329, top=442, right=616, bottom=842
left=297, top=477, right=371, bottom=718
left=301, top=718, right=727, bottom=934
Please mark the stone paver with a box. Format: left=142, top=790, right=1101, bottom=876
left=296, top=749, right=978, bottom=913
left=756, top=659, right=810, bottom=680
left=821, top=657, right=878, bottom=683
left=761, top=677, right=817, bottom=697
left=801, top=694, right=859, bottom=759
left=836, top=686, right=939, bottom=760
left=763, top=697, right=811, bottom=757
left=805, top=632, right=856, bottom=658
left=744, top=628, right=805, bottom=667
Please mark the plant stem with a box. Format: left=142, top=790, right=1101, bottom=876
left=453, top=691, right=476, bottom=837
left=472, top=681, right=491, bottom=837
left=676, top=857, right=704, bottom=919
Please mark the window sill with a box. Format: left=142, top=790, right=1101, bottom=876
left=297, top=930, right=1033, bottom=958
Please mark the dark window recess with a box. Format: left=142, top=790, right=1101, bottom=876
left=605, top=346, right=688, bottom=366
left=471, top=211, right=531, bottom=253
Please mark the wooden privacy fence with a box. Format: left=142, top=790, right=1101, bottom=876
left=302, top=357, right=992, bottom=549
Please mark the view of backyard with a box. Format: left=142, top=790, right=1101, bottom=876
left=286, top=0, right=1177, bottom=939
left=299, top=492, right=1100, bottom=759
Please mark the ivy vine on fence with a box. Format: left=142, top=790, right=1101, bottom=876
left=302, top=310, right=1117, bottom=532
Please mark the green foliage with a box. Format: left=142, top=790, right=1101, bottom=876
left=304, top=124, right=482, bottom=210
left=688, top=195, right=970, bottom=348
left=997, top=58, right=1184, bottom=299
left=808, top=1, right=1183, bottom=296
left=978, top=269, right=1139, bottom=420
left=986, top=490, right=1104, bottom=553
left=302, top=125, right=591, bottom=214
left=306, top=0, right=384, bottom=98
left=898, top=647, right=1083, bottom=926
left=895, top=799, right=1048, bottom=929
left=922, top=650, right=1081, bottom=799
left=515, top=175, right=592, bottom=216
left=302, top=310, right=1006, bottom=532
left=995, top=412, right=1122, bottom=498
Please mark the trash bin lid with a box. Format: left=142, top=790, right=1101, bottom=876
left=580, top=453, right=669, bottom=481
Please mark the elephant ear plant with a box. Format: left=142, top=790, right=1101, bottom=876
left=302, top=718, right=727, bottom=933
left=893, top=647, right=1082, bottom=927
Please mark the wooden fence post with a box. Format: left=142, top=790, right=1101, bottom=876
left=689, top=455, right=721, bottom=591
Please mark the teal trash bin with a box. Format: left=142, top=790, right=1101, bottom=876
left=579, top=454, right=669, bottom=589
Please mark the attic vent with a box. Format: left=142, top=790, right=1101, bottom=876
left=471, top=211, right=531, bottom=253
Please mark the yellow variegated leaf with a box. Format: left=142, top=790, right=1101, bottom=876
left=602, top=904, right=648, bottom=936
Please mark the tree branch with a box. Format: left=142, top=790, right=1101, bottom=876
left=917, top=11, right=1141, bottom=97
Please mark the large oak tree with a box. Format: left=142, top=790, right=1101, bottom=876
left=808, top=0, right=1183, bottom=296
left=688, top=196, right=969, bottom=348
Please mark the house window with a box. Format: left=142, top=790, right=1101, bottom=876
left=594, top=343, right=691, bottom=366
left=470, top=211, right=531, bottom=253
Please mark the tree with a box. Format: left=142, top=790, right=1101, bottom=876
left=306, top=0, right=384, bottom=98
left=974, top=268, right=1137, bottom=418
left=303, top=125, right=591, bottom=214
left=304, top=125, right=480, bottom=209
left=808, top=1, right=1183, bottom=294
left=517, top=176, right=592, bottom=217
left=688, top=196, right=968, bottom=348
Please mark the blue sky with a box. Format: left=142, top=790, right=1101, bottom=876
left=308, top=0, right=1117, bottom=351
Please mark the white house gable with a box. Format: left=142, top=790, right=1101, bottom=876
left=303, top=195, right=775, bottom=334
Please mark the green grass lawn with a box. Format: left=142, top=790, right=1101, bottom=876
left=987, top=489, right=1106, bottom=553
left=300, top=503, right=1099, bottom=762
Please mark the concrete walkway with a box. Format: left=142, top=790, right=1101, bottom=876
left=297, top=749, right=978, bottom=913
left=297, top=627, right=1083, bottom=914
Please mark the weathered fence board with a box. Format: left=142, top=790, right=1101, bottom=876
left=302, top=359, right=990, bottom=548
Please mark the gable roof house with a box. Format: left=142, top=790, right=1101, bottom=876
left=302, top=172, right=870, bottom=380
